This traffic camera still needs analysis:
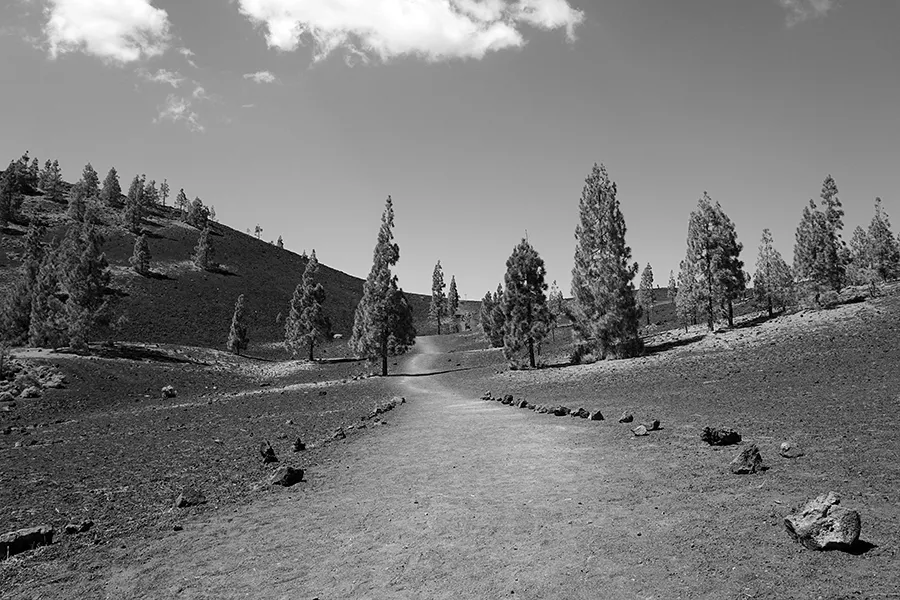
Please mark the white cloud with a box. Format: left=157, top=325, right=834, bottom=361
left=154, top=94, right=204, bottom=132
left=43, top=0, right=171, bottom=63
left=137, top=68, right=184, bottom=87
left=777, top=0, right=837, bottom=26
left=192, top=85, right=208, bottom=99
left=236, top=0, right=584, bottom=63
left=244, top=70, right=278, bottom=83
left=242, top=103, right=257, bottom=109
left=178, top=46, right=198, bottom=68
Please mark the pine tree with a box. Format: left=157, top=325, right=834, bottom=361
left=667, top=270, right=677, bottom=301
left=159, top=179, right=170, bottom=207
left=143, top=179, right=159, bottom=206
left=100, top=167, right=121, bottom=206
left=226, top=294, right=249, bottom=355
left=81, top=163, right=100, bottom=198
left=868, top=198, right=900, bottom=282
left=753, top=229, right=794, bottom=317
left=479, top=290, right=496, bottom=344
left=175, top=188, right=189, bottom=218
left=675, top=259, right=699, bottom=332
left=130, top=234, right=152, bottom=276
left=430, top=260, right=447, bottom=335
left=0, top=160, right=24, bottom=228
left=489, top=283, right=506, bottom=349
left=186, top=197, right=209, bottom=229
left=547, top=279, right=565, bottom=341
left=349, top=196, right=416, bottom=376
left=570, top=164, right=642, bottom=358
left=284, top=250, right=331, bottom=360
left=502, top=238, right=552, bottom=368
left=192, top=226, right=215, bottom=271
left=846, top=226, right=873, bottom=286
left=637, top=263, right=654, bottom=325
left=682, top=193, right=745, bottom=330
left=27, top=157, right=40, bottom=188
left=39, top=159, right=53, bottom=189
left=124, top=175, right=143, bottom=233
left=447, top=275, right=459, bottom=332
left=67, top=182, right=87, bottom=222
left=794, top=175, right=846, bottom=292
left=276, top=235, right=284, bottom=249
left=60, top=221, right=110, bottom=350
left=28, top=251, right=68, bottom=349
left=254, top=224, right=263, bottom=239
left=0, top=221, right=45, bottom=343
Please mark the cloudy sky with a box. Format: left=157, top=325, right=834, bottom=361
left=1, top=0, right=898, bottom=299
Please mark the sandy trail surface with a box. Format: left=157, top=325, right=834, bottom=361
left=96, top=335, right=676, bottom=599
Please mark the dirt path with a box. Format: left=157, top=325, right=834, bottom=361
left=87, top=336, right=679, bottom=599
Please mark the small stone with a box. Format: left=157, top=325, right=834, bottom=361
left=552, top=406, right=570, bottom=416
left=701, top=427, right=741, bottom=446
left=269, top=466, right=304, bottom=487
left=64, top=520, right=93, bottom=535
left=331, top=428, right=346, bottom=440
left=480, top=392, right=493, bottom=401
left=174, top=487, right=206, bottom=508
left=318, top=390, right=327, bottom=396
left=173, top=525, right=183, bottom=532
left=784, top=492, right=861, bottom=551
left=618, top=412, right=633, bottom=423
left=21, top=386, right=41, bottom=399
left=517, top=399, right=529, bottom=409
left=535, top=405, right=550, bottom=414
left=259, top=441, right=278, bottom=464
left=571, top=407, right=590, bottom=419
left=524, top=402, right=535, bottom=410
left=730, top=444, right=764, bottom=474
left=780, top=441, right=805, bottom=459
left=292, top=438, right=305, bottom=452
left=589, top=410, right=604, bottom=421
left=502, top=394, right=514, bottom=405
left=632, top=425, right=649, bottom=436
left=646, top=419, right=661, bottom=431
left=161, top=385, right=177, bottom=399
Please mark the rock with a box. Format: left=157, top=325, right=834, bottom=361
left=502, top=394, right=514, bottom=405
left=21, top=386, right=41, bottom=399
left=632, top=425, right=649, bottom=436
left=701, top=427, right=742, bottom=446
left=730, top=444, right=764, bottom=474
left=393, top=396, right=406, bottom=405
left=292, top=438, right=305, bottom=452
left=646, top=419, right=661, bottom=431
left=259, top=441, right=278, bottom=464
left=161, top=385, right=177, bottom=399
left=618, top=412, right=633, bottom=424
left=43, top=374, right=66, bottom=389
left=589, top=410, right=604, bottom=421
left=552, top=406, right=570, bottom=417
left=64, top=520, right=93, bottom=535
left=516, top=399, right=528, bottom=409
left=270, top=466, right=304, bottom=487
left=0, top=525, right=54, bottom=558
left=318, top=390, right=327, bottom=396
left=480, top=392, right=493, bottom=401
left=174, top=487, right=206, bottom=508
left=780, top=441, right=805, bottom=459
left=0, top=392, right=15, bottom=403
left=784, top=492, right=861, bottom=551
left=535, top=405, right=550, bottom=414
left=331, top=428, right=346, bottom=440
left=571, top=407, right=590, bottom=419
left=524, top=402, right=535, bottom=410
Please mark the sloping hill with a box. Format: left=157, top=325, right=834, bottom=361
left=1, top=190, right=460, bottom=355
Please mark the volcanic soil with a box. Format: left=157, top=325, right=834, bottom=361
left=2, top=287, right=900, bottom=599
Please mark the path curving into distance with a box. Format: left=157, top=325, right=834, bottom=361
left=100, top=336, right=687, bottom=599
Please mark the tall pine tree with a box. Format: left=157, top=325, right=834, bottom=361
left=349, top=196, right=416, bottom=376
left=448, top=275, right=459, bottom=332
left=226, top=294, right=249, bottom=355
left=502, top=239, right=552, bottom=368
left=637, top=263, right=654, bottom=325
left=430, top=260, right=447, bottom=334
left=192, top=226, right=215, bottom=271
left=124, top=175, right=143, bottom=233
left=81, top=163, right=100, bottom=198
left=130, top=234, right=152, bottom=276
left=753, top=229, right=794, bottom=317
left=100, top=167, right=121, bottom=206
left=570, top=164, right=642, bottom=358
left=794, top=175, right=846, bottom=293
left=284, top=250, right=331, bottom=360
left=868, top=198, right=900, bottom=282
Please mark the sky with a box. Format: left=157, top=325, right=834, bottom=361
left=1, top=0, right=898, bottom=300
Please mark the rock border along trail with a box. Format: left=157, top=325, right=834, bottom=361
left=99, top=336, right=674, bottom=599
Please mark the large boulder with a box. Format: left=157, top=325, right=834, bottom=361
left=780, top=441, right=805, bottom=459
left=730, top=444, right=764, bottom=474
left=784, top=492, right=861, bottom=551
left=552, top=406, right=570, bottom=417
left=174, top=487, right=206, bottom=508
left=270, top=466, right=304, bottom=487
left=502, top=395, right=514, bottom=405
left=646, top=419, right=661, bottom=431
left=701, top=427, right=742, bottom=446
left=589, top=410, right=604, bottom=421
left=517, top=399, right=529, bottom=409
left=0, top=525, right=54, bottom=559
left=632, top=425, right=649, bottom=437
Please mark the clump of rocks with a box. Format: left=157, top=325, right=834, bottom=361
left=784, top=492, right=861, bottom=551
left=161, top=385, right=177, bottom=399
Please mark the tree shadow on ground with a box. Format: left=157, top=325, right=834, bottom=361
left=146, top=270, right=175, bottom=281
left=209, top=265, right=238, bottom=277
left=388, top=366, right=477, bottom=378
left=644, top=334, right=706, bottom=356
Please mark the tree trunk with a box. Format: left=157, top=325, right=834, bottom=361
left=707, top=294, right=714, bottom=331
left=381, top=335, right=388, bottom=376
left=727, top=299, right=734, bottom=328
left=308, top=339, right=314, bottom=362
left=646, top=310, right=651, bottom=326
left=528, top=338, right=535, bottom=368
left=436, top=316, right=441, bottom=336
left=767, top=295, right=773, bottom=319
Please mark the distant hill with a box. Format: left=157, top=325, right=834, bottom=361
left=0, top=185, right=477, bottom=354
